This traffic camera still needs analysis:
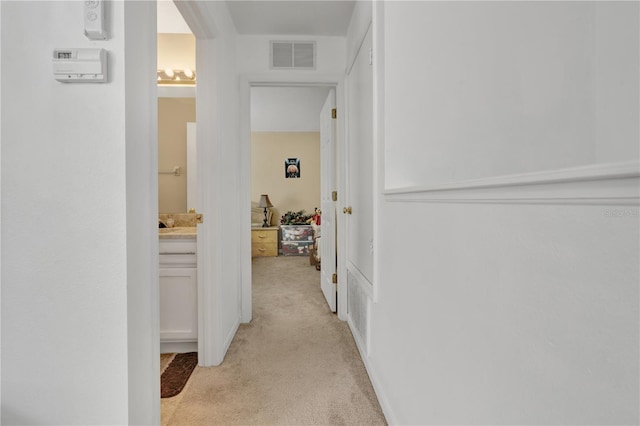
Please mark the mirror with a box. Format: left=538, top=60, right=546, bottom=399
left=158, top=96, right=195, bottom=213
left=157, top=32, right=196, bottom=214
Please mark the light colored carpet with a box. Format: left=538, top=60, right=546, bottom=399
left=161, top=255, right=386, bottom=425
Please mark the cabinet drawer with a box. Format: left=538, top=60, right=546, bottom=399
left=159, top=253, right=196, bottom=267
left=252, top=242, right=278, bottom=257
left=251, top=229, right=278, bottom=244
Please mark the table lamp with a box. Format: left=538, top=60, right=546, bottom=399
left=258, top=194, right=273, bottom=227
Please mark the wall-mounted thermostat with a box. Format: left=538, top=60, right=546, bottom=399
left=53, top=48, right=108, bottom=83
left=84, top=0, right=107, bottom=40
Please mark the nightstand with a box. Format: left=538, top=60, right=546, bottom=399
left=251, top=227, right=279, bottom=257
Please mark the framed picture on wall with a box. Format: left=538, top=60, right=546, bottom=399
left=285, top=158, right=301, bottom=178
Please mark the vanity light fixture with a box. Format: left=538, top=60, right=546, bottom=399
left=157, top=68, right=196, bottom=85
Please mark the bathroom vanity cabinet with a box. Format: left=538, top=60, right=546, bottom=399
left=159, top=230, right=197, bottom=353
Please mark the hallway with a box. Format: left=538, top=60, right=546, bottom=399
left=161, top=256, right=386, bottom=425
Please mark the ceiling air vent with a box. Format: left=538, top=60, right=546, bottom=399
left=270, top=41, right=316, bottom=70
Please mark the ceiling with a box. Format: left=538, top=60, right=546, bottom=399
left=157, top=1, right=191, bottom=33
left=157, top=0, right=356, bottom=36
left=226, top=1, right=355, bottom=36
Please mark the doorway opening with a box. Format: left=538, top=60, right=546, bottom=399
left=156, top=0, right=200, bottom=393
left=250, top=86, right=327, bottom=246
left=244, top=82, right=343, bottom=321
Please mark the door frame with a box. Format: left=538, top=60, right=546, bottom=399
left=239, top=74, right=348, bottom=322
left=172, top=1, right=219, bottom=366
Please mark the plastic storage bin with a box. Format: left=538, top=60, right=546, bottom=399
left=281, top=241, right=313, bottom=256
left=281, top=225, right=313, bottom=242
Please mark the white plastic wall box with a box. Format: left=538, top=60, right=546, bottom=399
left=84, top=0, right=108, bottom=40
left=53, top=48, right=107, bottom=83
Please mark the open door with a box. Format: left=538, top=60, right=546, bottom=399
left=320, top=89, right=337, bottom=312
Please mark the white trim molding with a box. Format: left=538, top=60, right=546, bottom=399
left=239, top=73, right=348, bottom=322
left=384, top=161, right=640, bottom=205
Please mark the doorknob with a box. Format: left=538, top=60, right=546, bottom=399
left=343, top=206, right=352, bottom=214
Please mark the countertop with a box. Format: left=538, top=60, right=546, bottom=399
left=159, top=227, right=197, bottom=239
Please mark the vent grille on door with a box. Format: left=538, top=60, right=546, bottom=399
left=270, top=41, right=316, bottom=70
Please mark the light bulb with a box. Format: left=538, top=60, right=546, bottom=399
left=184, top=69, right=194, bottom=79
left=164, top=68, right=174, bottom=78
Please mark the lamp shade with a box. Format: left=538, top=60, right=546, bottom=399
left=258, top=194, right=273, bottom=208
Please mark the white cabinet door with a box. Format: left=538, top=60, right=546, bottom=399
left=159, top=267, right=197, bottom=342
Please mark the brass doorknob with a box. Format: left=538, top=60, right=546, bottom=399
left=343, top=206, right=352, bottom=214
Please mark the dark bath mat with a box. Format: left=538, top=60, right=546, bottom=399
left=161, top=352, right=198, bottom=398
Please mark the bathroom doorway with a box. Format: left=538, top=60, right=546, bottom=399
left=156, top=0, right=199, bottom=359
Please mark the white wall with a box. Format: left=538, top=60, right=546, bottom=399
left=157, top=0, right=190, bottom=34
left=237, top=35, right=345, bottom=75
left=124, top=2, right=159, bottom=423
left=1, top=1, right=157, bottom=424
left=375, top=202, right=638, bottom=425
left=251, top=86, right=330, bottom=132
left=251, top=132, right=321, bottom=219
left=157, top=33, right=195, bottom=74
left=383, top=1, right=639, bottom=189
left=358, top=2, right=640, bottom=425
left=345, top=0, right=371, bottom=71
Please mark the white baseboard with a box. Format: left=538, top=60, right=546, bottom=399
left=221, top=317, right=241, bottom=361
left=347, top=316, right=398, bottom=426
left=160, top=341, right=197, bottom=354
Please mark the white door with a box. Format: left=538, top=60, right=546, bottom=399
left=346, top=27, right=374, bottom=285
left=320, top=89, right=337, bottom=312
